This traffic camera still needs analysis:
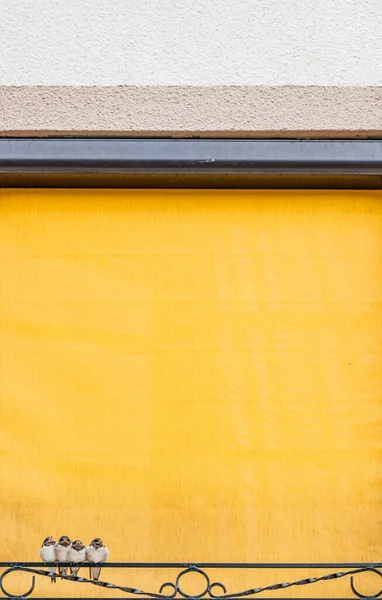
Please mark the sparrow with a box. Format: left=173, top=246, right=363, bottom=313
left=54, top=535, right=72, bottom=576
left=67, top=539, right=86, bottom=577
left=39, top=536, right=57, bottom=583
left=86, top=538, right=109, bottom=581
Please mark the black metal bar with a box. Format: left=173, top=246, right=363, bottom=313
left=0, top=563, right=381, bottom=568
left=0, top=139, right=381, bottom=175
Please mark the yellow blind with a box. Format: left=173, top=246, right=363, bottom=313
left=0, top=189, right=381, bottom=598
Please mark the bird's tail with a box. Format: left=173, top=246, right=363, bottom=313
left=92, top=565, right=102, bottom=581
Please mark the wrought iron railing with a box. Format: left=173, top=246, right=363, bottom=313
left=0, top=562, right=381, bottom=600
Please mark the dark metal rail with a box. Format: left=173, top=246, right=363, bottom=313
left=0, top=139, right=381, bottom=174
left=0, top=562, right=381, bottom=600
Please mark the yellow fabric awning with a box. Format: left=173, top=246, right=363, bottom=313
left=0, top=189, right=381, bottom=598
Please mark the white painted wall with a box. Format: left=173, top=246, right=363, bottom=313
left=0, top=0, right=381, bottom=86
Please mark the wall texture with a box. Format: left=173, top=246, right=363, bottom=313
left=1, top=0, right=381, bottom=86
left=0, top=0, right=381, bottom=136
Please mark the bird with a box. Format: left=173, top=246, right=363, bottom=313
left=54, top=535, right=72, bottom=576
left=67, top=539, right=86, bottom=577
left=86, top=538, right=109, bottom=581
left=39, top=536, right=57, bottom=583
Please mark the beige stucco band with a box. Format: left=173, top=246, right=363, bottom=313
left=0, top=85, right=381, bottom=138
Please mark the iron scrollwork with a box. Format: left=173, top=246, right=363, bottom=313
left=0, top=562, right=381, bottom=600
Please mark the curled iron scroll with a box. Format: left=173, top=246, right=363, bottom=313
left=209, top=583, right=227, bottom=598
left=350, top=567, right=382, bottom=599
left=159, top=566, right=227, bottom=599
left=0, top=566, right=36, bottom=599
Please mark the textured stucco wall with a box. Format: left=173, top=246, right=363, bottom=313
left=1, top=0, right=381, bottom=86
left=0, top=0, right=381, bottom=136
left=1, top=86, right=381, bottom=138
